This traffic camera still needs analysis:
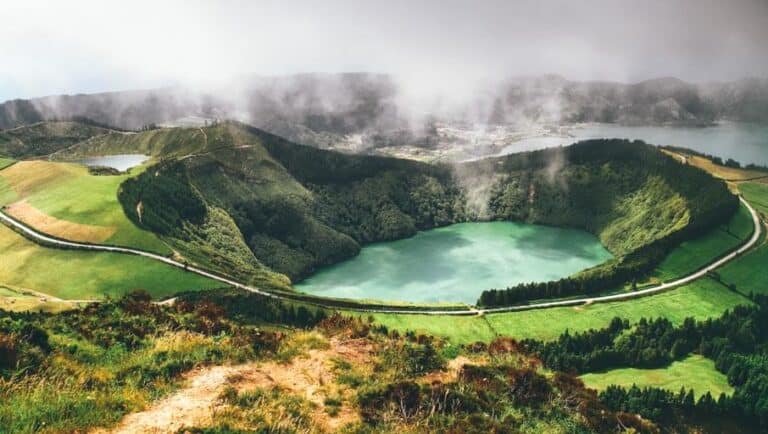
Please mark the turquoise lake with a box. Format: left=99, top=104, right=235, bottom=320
left=296, top=222, right=613, bottom=304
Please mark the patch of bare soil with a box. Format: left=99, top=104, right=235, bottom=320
left=96, top=337, right=373, bottom=434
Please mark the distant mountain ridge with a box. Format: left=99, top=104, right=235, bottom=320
left=1, top=74, right=766, bottom=149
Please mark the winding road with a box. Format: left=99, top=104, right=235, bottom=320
left=0, top=197, right=762, bottom=316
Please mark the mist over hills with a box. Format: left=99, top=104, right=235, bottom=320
left=1, top=74, right=767, bottom=152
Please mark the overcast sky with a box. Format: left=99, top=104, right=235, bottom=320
left=1, top=0, right=767, bottom=101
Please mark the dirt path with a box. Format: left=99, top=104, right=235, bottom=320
left=97, top=364, right=244, bottom=434
left=96, top=337, right=372, bottom=434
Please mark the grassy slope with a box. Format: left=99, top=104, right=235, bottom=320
left=367, top=313, right=498, bottom=343
left=487, top=279, right=749, bottom=340
left=0, top=174, right=16, bottom=205
left=718, top=243, right=768, bottom=296
left=679, top=154, right=766, bottom=181
left=0, top=158, right=14, bottom=170
left=717, top=182, right=768, bottom=295
left=54, top=127, right=210, bottom=159
left=579, top=355, right=733, bottom=399
left=648, top=202, right=753, bottom=282
left=369, top=279, right=750, bottom=343
left=0, top=224, right=222, bottom=300
left=740, top=181, right=768, bottom=215
left=0, top=160, right=169, bottom=254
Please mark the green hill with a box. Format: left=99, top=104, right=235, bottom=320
left=107, top=122, right=736, bottom=300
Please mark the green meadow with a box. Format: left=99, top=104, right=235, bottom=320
left=368, top=278, right=750, bottom=343
left=0, top=224, right=223, bottom=300
left=0, top=158, right=14, bottom=170
left=649, top=202, right=753, bottom=282
left=740, top=181, right=768, bottom=215
left=718, top=243, right=768, bottom=296
left=580, top=355, right=733, bottom=399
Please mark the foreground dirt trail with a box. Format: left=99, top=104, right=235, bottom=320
left=97, top=337, right=373, bottom=434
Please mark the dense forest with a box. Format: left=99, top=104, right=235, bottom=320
left=115, top=123, right=737, bottom=304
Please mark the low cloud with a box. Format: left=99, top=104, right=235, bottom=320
left=1, top=0, right=767, bottom=102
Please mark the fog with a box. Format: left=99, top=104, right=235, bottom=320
left=1, top=0, right=767, bottom=102
left=2, top=1, right=767, bottom=217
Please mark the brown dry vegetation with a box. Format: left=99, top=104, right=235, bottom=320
left=0, top=160, right=80, bottom=198
left=661, top=150, right=767, bottom=182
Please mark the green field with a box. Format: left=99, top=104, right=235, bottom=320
left=0, top=178, right=15, bottom=207
left=369, top=279, right=751, bottom=343
left=580, top=355, right=734, bottom=398
left=0, top=158, right=14, bottom=170
left=741, top=182, right=768, bottom=215
left=367, top=312, right=498, bottom=343
left=649, top=202, right=753, bottom=281
left=0, top=160, right=169, bottom=254
left=0, top=224, right=223, bottom=300
left=718, top=243, right=768, bottom=296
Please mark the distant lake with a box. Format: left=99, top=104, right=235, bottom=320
left=79, top=154, right=148, bottom=171
left=296, top=221, right=612, bottom=304
left=498, top=122, right=768, bottom=166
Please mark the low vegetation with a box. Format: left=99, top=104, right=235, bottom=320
left=3, top=288, right=765, bottom=433
left=0, top=290, right=287, bottom=433
left=6, top=293, right=654, bottom=433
